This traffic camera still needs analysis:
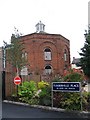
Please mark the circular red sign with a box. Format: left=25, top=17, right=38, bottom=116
left=14, top=76, right=21, bottom=85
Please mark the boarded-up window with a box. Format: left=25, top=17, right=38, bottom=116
left=44, top=48, right=51, bottom=60
left=22, top=52, right=27, bottom=60
left=20, top=66, right=28, bottom=75
left=64, top=49, right=67, bottom=61
left=45, top=65, right=52, bottom=74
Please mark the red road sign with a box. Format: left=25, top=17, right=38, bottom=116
left=14, top=76, right=21, bottom=85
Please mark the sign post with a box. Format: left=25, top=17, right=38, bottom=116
left=14, top=76, right=21, bottom=97
left=14, top=76, right=21, bottom=85
left=52, top=82, right=82, bottom=110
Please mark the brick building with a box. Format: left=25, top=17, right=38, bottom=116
left=5, top=21, right=70, bottom=97
left=20, top=21, right=70, bottom=80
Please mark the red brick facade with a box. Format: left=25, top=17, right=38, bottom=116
left=20, top=32, right=70, bottom=78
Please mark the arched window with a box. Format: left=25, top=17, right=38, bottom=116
left=64, top=49, right=67, bottom=61
left=44, top=48, right=51, bottom=60
left=22, top=52, right=28, bottom=60
left=45, top=65, right=52, bottom=74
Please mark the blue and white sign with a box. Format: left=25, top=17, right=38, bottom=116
left=52, top=82, right=81, bottom=92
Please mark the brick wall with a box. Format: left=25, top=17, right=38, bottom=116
left=20, top=33, right=70, bottom=77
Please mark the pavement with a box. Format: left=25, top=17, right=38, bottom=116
left=3, top=100, right=90, bottom=113
left=2, top=100, right=90, bottom=119
left=2, top=101, right=90, bottom=120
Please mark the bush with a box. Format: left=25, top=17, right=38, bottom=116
left=64, top=72, right=83, bottom=82
left=60, top=92, right=81, bottom=110
left=52, top=76, right=63, bottom=82
left=18, top=80, right=51, bottom=105
left=82, top=92, right=90, bottom=111
left=52, top=72, right=89, bottom=111
left=38, top=85, right=51, bottom=106
left=18, top=80, right=38, bottom=104
left=38, top=81, right=49, bottom=89
left=53, top=91, right=90, bottom=111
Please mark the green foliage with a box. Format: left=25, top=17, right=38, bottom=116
left=64, top=72, right=83, bottom=82
left=52, top=76, right=63, bottom=82
left=38, top=85, right=51, bottom=106
left=60, top=93, right=81, bottom=110
left=82, top=92, right=90, bottom=111
left=53, top=91, right=90, bottom=111
left=18, top=80, right=51, bottom=105
left=38, top=81, right=51, bottom=106
left=18, top=81, right=38, bottom=104
left=38, top=81, right=49, bottom=89
left=79, top=30, right=90, bottom=80
left=7, top=28, right=27, bottom=75
left=15, top=79, right=90, bottom=111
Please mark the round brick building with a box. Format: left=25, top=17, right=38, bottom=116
left=20, top=21, right=70, bottom=80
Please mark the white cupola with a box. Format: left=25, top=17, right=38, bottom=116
left=35, top=21, right=45, bottom=33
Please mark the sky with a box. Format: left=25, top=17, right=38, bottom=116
left=0, top=0, right=89, bottom=61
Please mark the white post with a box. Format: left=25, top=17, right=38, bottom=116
left=51, top=82, right=53, bottom=108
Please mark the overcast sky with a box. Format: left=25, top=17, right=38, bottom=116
left=0, top=0, right=89, bottom=61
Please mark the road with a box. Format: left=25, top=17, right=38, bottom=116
left=2, top=102, right=89, bottom=120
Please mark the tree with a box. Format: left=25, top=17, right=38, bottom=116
left=79, top=27, right=90, bottom=82
left=7, top=28, right=27, bottom=76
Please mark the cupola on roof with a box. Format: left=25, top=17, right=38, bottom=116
left=35, top=21, right=45, bottom=33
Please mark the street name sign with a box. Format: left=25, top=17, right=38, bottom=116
left=14, top=76, right=21, bottom=85
left=52, top=82, right=81, bottom=92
